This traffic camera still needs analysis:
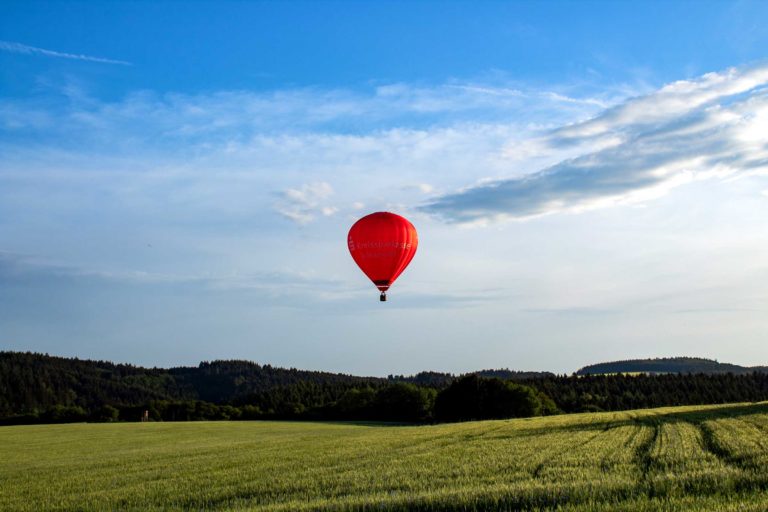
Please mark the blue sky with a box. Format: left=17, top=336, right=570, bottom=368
left=2, top=1, right=768, bottom=375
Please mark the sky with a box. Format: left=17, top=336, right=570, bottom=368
left=1, top=1, right=768, bottom=375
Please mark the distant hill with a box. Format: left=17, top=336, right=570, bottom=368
left=576, top=357, right=768, bottom=376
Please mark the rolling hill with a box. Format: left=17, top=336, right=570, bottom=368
left=576, top=356, right=768, bottom=375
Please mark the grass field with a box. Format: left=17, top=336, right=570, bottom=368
left=3, top=403, right=768, bottom=511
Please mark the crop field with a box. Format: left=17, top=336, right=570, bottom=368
left=3, top=403, right=768, bottom=511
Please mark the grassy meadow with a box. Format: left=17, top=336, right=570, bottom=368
left=3, top=403, right=768, bottom=511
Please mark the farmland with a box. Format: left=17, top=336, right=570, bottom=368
left=3, top=403, right=768, bottom=511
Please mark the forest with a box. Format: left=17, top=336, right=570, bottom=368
left=2, top=351, right=768, bottom=425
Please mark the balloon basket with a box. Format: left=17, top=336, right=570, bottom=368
left=380, top=292, right=387, bottom=302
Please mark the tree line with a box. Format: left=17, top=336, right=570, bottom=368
left=1, top=376, right=553, bottom=425
left=2, top=352, right=768, bottom=425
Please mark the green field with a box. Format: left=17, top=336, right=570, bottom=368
left=3, top=403, right=768, bottom=511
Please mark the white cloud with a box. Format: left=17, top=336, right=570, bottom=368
left=276, top=182, right=337, bottom=224
left=0, top=40, right=131, bottom=65
left=321, top=206, right=338, bottom=216
left=401, top=183, right=435, bottom=194
left=551, top=66, right=768, bottom=143
left=417, top=183, right=434, bottom=194
left=422, top=65, right=768, bottom=223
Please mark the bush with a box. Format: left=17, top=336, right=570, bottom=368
left=41, top=405, right=89, bottom=423
left=93, top=405, right=119, bottom=422
left=434, top=375, right=550, bottom=422
left=334, top=387, right=376, bottom=418
left=373, top=383, right=436, bottom=422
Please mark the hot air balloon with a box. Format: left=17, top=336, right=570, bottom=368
left=348, top=212, right=418, bottom=301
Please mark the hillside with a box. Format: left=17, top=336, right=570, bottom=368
left=575, top=356, right=768, bottom=375
left=4, top=403, right=768, bottom=511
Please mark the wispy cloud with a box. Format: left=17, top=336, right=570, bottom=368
left=0, top=79, right=616, bottom=146
left=421, top=65, right=768, bottom=224
left=2, top=79, right=608, bottom=229
left=0, top=40, right=131, bottom=66
left=7, top=66, right=766, bottom=230
left=276, top=182, right=337, bottom=224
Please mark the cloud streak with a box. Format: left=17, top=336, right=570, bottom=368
left=422, top=65, right=768, bottom=224
left=0, top=40, right=131, bottom=66
left=0, top=250, right=344, bottom=295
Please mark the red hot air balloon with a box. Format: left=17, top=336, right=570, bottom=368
left=348, top=212, right=418, bottom=301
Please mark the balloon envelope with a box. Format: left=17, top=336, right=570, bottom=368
left=348, top=212, right=418, bottom=297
